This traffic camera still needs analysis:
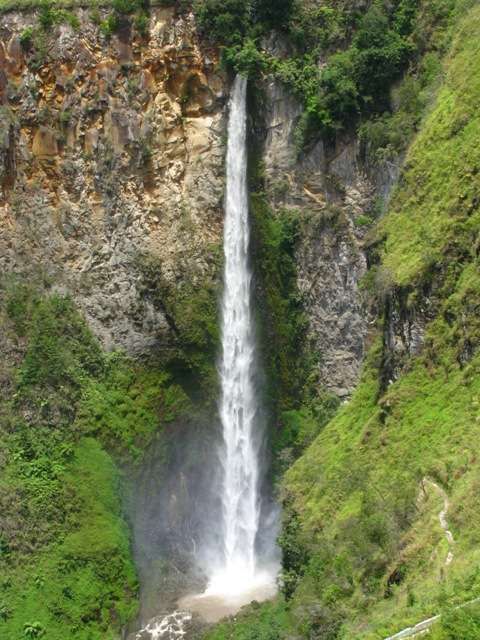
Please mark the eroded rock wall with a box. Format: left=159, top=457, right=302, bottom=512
left=0, top=6, right=402, bottom=396
left=261, top=79, right=376, bottom=397
left=0, top=7, right=227, bottom=355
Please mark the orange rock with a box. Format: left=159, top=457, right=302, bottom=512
left=32, top=127, right=58, bottom=158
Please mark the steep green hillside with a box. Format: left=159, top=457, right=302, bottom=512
left=205, top=2, right=480, bottom=639
left=0, top=286, right=192, bottom=639
left=2, top=1, right=480, bottom=638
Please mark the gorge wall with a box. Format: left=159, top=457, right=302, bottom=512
left=206, top=3, right=480, bottom=640
left=4, top=2, right=480, bottom=640
left=0, top=5, right=375, bottom=400
left=0, top=7, right=393, bottom=638
left=0, top=8, right=231, bottom=639
left=0, top=6, right=226, bottom=356
left=260, top=78, right=377, bottom=398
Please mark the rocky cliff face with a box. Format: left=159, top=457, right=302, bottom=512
left=0, top=7, right=226, bottom=356
left=260, top=79, right=380, bottom=397
left=0, top=5, right=398, bottom=396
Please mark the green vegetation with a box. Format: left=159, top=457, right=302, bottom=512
left=98, top=0, right=150, bottom=39
left=250, top=196, right=306, bottom=408
left=0, top=0, right=115, bottom=13
left=272, top=392, right=340, bottom=476
left=194, top=0, right=292, bottom=46
left=206, top=600, right=291, bottom=640
left=378, top=7, right=480, bottom=287
left=12, top=0, right=80, bottom=68
left=249, top=164, right=340, bottom=475
left=196, top=1, right=418, bottom=139
left=37, top=0, right=80, bottom=29
left=359, top=0, right=476, bottom=162
left=430, top=601, right=480, bottom=639
left=2, top=0, right=480, bottom=638
left=2, top=0, right=150, bottom=49
left=0, top=284, right=192, bottom=638
left=136, top=250, right=222, bottom=397
left=195, top=0, right=476, bottom=147
left=134, top=9, right=149, bottom=36
left=205, top=2, right=480, bottom=639
left=19, top=26, right=34, bottom=47
left=99, top=11, right=119, bottom=36
left=0, top=437, right=137, bottom=640
left=194, top=0, right=249, bottom=46
left=283, top=325, right=480, bottom=637
left=279, top=0, right=416, bottom=139
left=77, top=356, right=190, bottom=461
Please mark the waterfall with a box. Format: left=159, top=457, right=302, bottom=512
left=178, top=76, right=278, bottom=620
left=214, top=74, right=261, bottom=588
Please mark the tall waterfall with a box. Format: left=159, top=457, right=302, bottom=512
left=216, top=74, right=260, bottom=586
left=179, top=76, right=277, bottom=620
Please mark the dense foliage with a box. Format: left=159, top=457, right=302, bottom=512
left=194, top=0, right=249, bottom=46
left=1, top=1, right=480, bottom=638
left=195, top=0, right=420, bottom=138
left=0, top=286, right=191, bottom=639
left=195, top=0, right=475, bottom=147
left=136, top=249, right=222, bottom=399
left=204, top=3, right=480, bottom=639
left=194, top=0, right=293, bottom=44
left=287, top=0, right=416, bottom=138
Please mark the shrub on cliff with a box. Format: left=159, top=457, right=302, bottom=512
left=194, top=0, right=250, bottom=46
left=254, top=0, right=293, bottom=29
left=288, top=1, right=416, bottom=138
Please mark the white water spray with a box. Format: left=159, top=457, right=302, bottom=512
left=215, top=73, right=260, bottom=584
left=178, top=76, right=277, bottom=621
left=130, top=76, right=280, bottom=639
left=205, top=74, right=276, bottom=599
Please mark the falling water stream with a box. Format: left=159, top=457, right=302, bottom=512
left=178, top=75, right=278, bottom=622
left=216, top=72, right=260, bottom=586
left=135, top=76, right=278, bottom=638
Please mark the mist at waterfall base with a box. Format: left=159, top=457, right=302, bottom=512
left=177, top=75, right=280, bottom=621
left=127, top=76, right=279, bottom=637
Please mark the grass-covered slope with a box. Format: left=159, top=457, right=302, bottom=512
left=282, top=5, right=480, bottom=638
left=0, top=285, right=191, bottom=639
left=379, top=6, right=480, bottom=287
left=205, top=4, right=480, bottom=639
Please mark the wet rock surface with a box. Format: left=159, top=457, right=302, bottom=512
left=128, top=610, right=207, bottom=640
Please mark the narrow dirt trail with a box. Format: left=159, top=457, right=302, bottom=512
left=422, top=477, right=455, bottom=566
left=383, top=478, right=456, bottom=639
